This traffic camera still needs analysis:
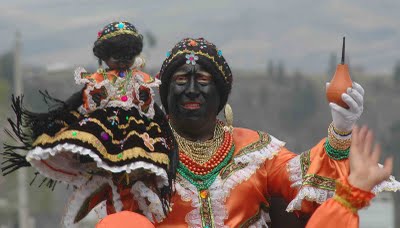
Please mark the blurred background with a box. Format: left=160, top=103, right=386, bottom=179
left=0, top=0, right=399, bottom=227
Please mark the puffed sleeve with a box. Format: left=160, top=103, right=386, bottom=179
left=266, top=124, right=400, bottom=215
left=306, top=178, right=374, bottom=228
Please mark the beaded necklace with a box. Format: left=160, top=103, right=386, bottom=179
left=179, top=131, right=233, bottom=175
left=172, top=122, right=225, bottom=164
left=177, top=144, right=234, bottom=190
left=172, top=121, right=235, bottom=190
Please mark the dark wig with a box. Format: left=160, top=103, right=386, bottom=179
left=93, top=34, right=144, bottom=62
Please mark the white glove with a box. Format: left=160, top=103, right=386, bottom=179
left=326, top=82, right=364, bottom=132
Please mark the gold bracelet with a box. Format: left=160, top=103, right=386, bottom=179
left=328, top=123, right=351, bottom=151
left=331, top=123, right=352, bottom=136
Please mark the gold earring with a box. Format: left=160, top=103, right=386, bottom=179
left=224, top=104, right=233, bottom=132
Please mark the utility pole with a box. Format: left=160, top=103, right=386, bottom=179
left=14, top=30, right=30, bottom=228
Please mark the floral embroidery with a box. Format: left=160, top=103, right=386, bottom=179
left=303, top=174, right=336, bottom=191
left=142, top=132, right=155, bottom=151
left=300, top=150, right=311, bottom=177
left=185, top=51, right=199, bottom=65
left=107, top=110, right=120, bottom=126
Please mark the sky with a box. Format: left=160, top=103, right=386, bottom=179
left=0, top=0, right=399, bottom=74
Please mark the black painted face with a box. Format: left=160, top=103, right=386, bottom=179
left=167, top=63, right=220, bottom=128
left=105, top=55, right=135, bottom=71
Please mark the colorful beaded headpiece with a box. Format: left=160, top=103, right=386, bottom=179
left=159, top=38, right=232, bottom=84
left=97, top=21, right=140, bottom=41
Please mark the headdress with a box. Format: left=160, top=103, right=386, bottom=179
left=97, top=21, right=140, bottom=41
left=158, top=38, right=233, bottom=113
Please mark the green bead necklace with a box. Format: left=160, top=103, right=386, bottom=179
left=178, top=144, right=235, bottom=190
left=324, top=138, right=350, bottom=160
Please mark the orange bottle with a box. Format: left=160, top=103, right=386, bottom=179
left=326, top=37, right=353, bottom=109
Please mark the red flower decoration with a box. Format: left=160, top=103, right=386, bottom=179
left=189, top=40, right=198, bottom=47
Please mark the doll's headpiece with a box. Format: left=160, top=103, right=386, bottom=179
left=97, top=21, right=140, bottom=41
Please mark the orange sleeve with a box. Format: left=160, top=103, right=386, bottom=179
left=306, top=198, right=359, bottom=227
left=266, top=138, right=351, bottom=214
left=306, top=178, right=374, bottom=228
left=265, top=147, right=298, bottom=200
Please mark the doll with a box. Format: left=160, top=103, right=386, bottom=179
left=2, top=21, right=177, bottom=227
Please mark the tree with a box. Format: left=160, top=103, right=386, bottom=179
left=393, top=60, right=400, bottom=85
left=327, top=52, right=337, bottom=78
left=276, top=60, right=286, bottom=84
left=144, top=30, right=157, bottom=48
left=267, top=60, right=274, bottom=78
left=0, top=51, right=14, bottom=84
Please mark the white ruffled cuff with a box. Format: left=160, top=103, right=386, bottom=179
left=286, top=154, right=400, bottom=212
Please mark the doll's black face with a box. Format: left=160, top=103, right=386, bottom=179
left=167, top=63, right=220, bottom=126
left=105, top=55, right=135, bottom=71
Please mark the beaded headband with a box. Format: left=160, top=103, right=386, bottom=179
left=97, top=21, right=140, bottom=41
left=159, top=38, right=232, bottom=84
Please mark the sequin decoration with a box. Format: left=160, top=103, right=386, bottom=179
left=107, top=110, right=120, bottom=126
left=117, top=22, right=125, bottom=29
left=100, top=132, right=109, bottom=141
left=185, top=51, right=199, bottom=65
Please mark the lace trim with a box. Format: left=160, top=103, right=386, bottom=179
left=372, top=175, right=400, bottom=194
left=287, top=155, right=302, bottom=188
left=248, top=210, right=271, bottom=228
left=74, top=67, right=160, bottom=119
left=286, top=186, right=335, bottom=212
left=62, top=176, right=110, bottom=227
left=175, top=176, right=203, bottom=227
left=92, top=201, right=108, bottom=221
left=109, top=180, right=123, bottom=212
left=131, top=181, right=166, bottom=223
left=27, top=152, right=86, bottom=186
left=27, top=143, right=169, bottom=188
left=175, top=134, right=284, bottom=227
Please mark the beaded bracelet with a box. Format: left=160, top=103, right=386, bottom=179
left=324, top=139, right=350, bottom=160
left=328, top=123, right=351, bottom=151
left=331, top=122, right=352, bottom=137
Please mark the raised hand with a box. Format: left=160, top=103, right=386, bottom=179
left=348, top=125, right=393, bottom=191
left=327, top=82, right=364, bottom=132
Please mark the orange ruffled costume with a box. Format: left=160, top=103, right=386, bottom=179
left=94, top=127, right=399, bottom=227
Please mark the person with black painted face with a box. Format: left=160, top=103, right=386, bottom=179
left=150, top=38, right=400, bottom=227
left=167, top=63, right=220, bottom=141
